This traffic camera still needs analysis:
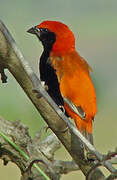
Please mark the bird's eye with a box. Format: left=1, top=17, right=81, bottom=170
left=39, top=28, right=43, bottom=32
left=44, top=28, right=49, bottom=32
left=39, top=28, right=49, bottom=32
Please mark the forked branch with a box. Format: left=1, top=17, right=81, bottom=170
left=0, top=20, right=117, bottom=180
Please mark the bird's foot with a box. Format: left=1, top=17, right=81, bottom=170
left=32, top=88, right=42, bottom=98
left=59, top=105, right=65, bottom=113
left=41, top=81, right=48, bottom=91
left=86, top=151, right=96, bottom=162
left=32, top=81, right=48, bottom=98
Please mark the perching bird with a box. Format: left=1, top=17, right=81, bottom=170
left=27, top=20, right=97, bottom=145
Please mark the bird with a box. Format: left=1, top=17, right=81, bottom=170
left=27, top=20, right=97, bottom=145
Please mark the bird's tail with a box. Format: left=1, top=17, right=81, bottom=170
left=64, top=103, right=93, bottom=144
left=73, top=116, right=93, bottom=144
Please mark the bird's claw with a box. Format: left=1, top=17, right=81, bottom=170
left=86, top=151, right=96, bottom=162
left=59, top=105, right=65, bottom=113
left=32, top=81, right=49, bottom=98
left=32, top=88, right=42, bottom=98
left=41, top=81, right=48, bottom=91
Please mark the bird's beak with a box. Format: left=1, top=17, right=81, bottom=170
left=27, top=26, right=41, bottom=38
left=27, top=26, right=41, bottom=40
left=27, top=26, right=37, bottom=34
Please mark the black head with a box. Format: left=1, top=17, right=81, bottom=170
left=27, top=26, right=56, bottom=51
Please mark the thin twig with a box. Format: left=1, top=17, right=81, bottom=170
left=0, top=118, right=65, bottom=180
left=86, top=152, right=117, bottom=180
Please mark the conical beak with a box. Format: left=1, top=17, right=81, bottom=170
left=27, top=27, right=36, bottom=34
left=27, top=26, right=41, bottom=40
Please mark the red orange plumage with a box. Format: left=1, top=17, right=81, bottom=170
left=28, top=21, right=97, bottom=144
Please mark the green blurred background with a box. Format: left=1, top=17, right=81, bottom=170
left=0, top=0, right=117, bottom=179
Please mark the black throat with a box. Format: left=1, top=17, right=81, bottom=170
left=39, top=43, right=64, bottom=106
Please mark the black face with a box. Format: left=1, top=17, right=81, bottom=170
left=27, top=27, right=56, bottom=50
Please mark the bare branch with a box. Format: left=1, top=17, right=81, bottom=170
left=104, top=174, right=117, bottom=180
left=52, top=160, right=79, bottom=174
left=0, top=117, right=63, bottom=180
left=0, top=19, right=116, bottom=179
left=86, top=151, right=117, bottom=180
left=0, top=117, right=80, bottom=179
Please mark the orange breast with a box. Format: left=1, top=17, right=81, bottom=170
left=50, top=50, right=97, bottom=120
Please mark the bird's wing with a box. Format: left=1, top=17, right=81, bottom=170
left=63, top=97, right=86, bottom=120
